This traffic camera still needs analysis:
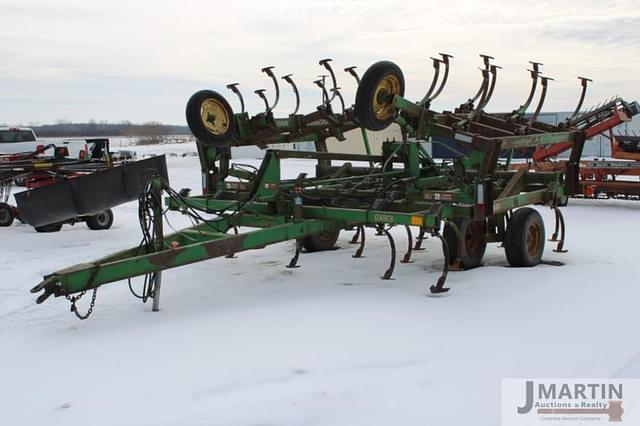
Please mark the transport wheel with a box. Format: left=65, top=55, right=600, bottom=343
left=355, top=61, right=405, bottom=131
left=86, top=209, right=114, bottom=230
left=0, top=202, right=15, bottom=227
left=186, top=90, right=235, bottom=146
left=302, top=230, right=340, bottom=252
left=504, top=207, right=545, bottom=267
left=443, top=218, right=487, bottom=269
left=35, top=223, right=63, bottom=233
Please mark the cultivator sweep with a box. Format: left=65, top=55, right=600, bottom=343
left=34, top=55, right=611, bottom=319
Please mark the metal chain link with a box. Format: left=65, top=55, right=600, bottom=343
left=65, top=288, right=98, bottom=320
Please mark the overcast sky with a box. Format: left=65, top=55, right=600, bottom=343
left=1, top=0, right=638, bottom=125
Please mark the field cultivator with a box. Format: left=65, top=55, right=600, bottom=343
left=33, top=55, right=612, bottom=319
left=0, top=141, right=168, bottom=232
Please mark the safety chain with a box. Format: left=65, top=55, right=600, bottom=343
left=65, top=288, right=98, bottom=320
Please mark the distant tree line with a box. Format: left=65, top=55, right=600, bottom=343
left=13, top=120, right=190, bottom=138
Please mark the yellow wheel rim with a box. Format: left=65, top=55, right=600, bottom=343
left=201, top=99, right=230, bottom=135
left=372, top=75, right=401, bottom=121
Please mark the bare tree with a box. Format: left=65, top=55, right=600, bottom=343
left=124, top=122, right=171, bottom=145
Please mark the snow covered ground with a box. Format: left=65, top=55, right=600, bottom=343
left=1, top=144, right=640, bottom=425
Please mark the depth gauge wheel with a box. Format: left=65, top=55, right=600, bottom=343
left=355, top=61, right=405, bottom=131
left=302, top=231, right=340, bottom=252
left=0, top=202, right=15, bottom=227
left=504, top=207, right=545, bottom=267
left=443, top=218, right=487, bottom=269
left=186, top=90, right=235, bottom=146
left=86, top=209, right=114, bottom=230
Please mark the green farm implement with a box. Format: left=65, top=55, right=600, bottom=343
left=33, top=55, right=596, bottom=318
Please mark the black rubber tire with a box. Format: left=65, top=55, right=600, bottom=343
left=504, top=207, right=545, bottom=267
left=355, top=61, right=405, bottom=131
left=443, top=218, right=487, bottom=269
left=0, top=203, right=15, bottom=227
left=186, top=90, right=235, bottom=146
left=86, top=209, right=114, bottom=230
left=302, top=230, right=340, bottom=252
left=35, top=223, right=63, bottom=233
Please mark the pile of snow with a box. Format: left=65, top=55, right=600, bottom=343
left=1, top=145, right=639, bottom=425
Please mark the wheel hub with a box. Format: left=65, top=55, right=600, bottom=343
left=464, top=221, right=485, bottom=257
left=526, top=222, right=542, bottom=257
left=201, top=99, right=230, bottom=135
left=373, top=75, right=401, bottom=121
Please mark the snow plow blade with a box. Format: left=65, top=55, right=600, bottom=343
left=14, top=155, right=168, bottom=227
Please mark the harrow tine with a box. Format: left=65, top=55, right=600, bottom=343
left=258, top=66, right=280, bottom=112
left=314, top=76, right=330, bottom=106
left=479, top=54, right=494, bottom=70
left=413, top=226, right=427, bottom=251
left=477, top=64, right=502, bottom=111
left=528, top=75, right=554, bottom=125
left=380, top=227, right=397, bottom=280
left=352, top=225, right=366, bottom=258
left=319, top=58, right=338, bottom=104
left=400, top=225, right=414, bottom=263
left=421, top=56, right=442, bottom=103
left=461, top=54, right=493, bottom=111
left=254, top=89, right=270, bottom=111
left=349, top=226, right=361, bottom=244
left=333, top=87, right=346, bottom=114
left=429, top=231, right=450, bottom=294
left=429, top=53, right=453, bottom=101
left=226, top=83, right=245, bottom=114
left=468, top=67, right=489, bottom=106
left=281, top=74, right=300, bottom=115
left=344, top=66, right=360, bottom=84
left=517, top=61, right=542, bottom=115
left=466, top=67, right=490, bottom=118
left=550, top=207, right=568, bottom=253
left=286, top=239, right=303, bottom=268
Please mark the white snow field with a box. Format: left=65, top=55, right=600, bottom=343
left=1, top=145, right=640, bottom=426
